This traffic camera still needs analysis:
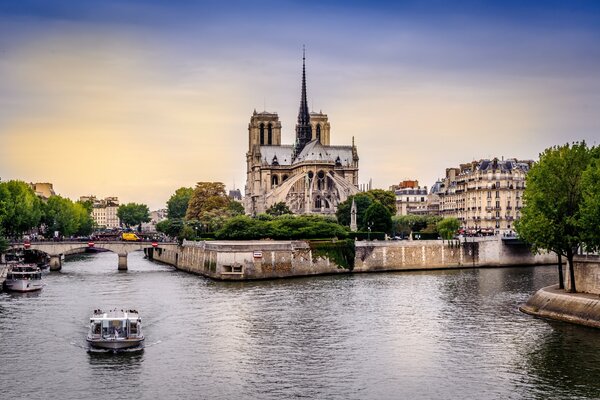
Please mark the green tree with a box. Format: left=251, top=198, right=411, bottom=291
left=336, top=193, right=373, bottom=227
left=117, top=203, right=150, bottom=229
left=228, top=201, right=245, bottom=216
left=266, top=201, right=293, bottom=217
left=0, top=229, right=8, bottom=255
left=42, top=196, right=80, bottom=237
left=579, top=148, right=600, bottom=251
left=156, top=218, right=184, bottom=238
left=516, top=142, right=593, bottom=292
left=363, top=201, right=392, bottom=233
left=74, top=201, right=95, bottom=236
left=186, top=182, right=230, bottom=220
left=0, top=180, right=43, bottom=238
left=367, top=189, right=397, bottom=216
left=437, top=218, right=460, bottom=241
left=167, top=187, right=194, bottom=219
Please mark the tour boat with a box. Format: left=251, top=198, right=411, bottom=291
left=3, top=264, right=44, bottom=292
left=86, top=309, right=145, bottom=351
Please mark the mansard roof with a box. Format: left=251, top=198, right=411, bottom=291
left=260, top=145, right=294, bottom=165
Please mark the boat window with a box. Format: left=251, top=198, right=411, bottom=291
left=93, top=323, right=101, bottom=335
left=130, top=322, right=138, bottom=335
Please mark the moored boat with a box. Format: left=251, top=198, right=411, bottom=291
left=3, top=264, right=44, bottom=292
left=86, top=309, right=145, bottom=351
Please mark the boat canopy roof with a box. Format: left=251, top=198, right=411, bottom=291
left=90, top=309, right=141, bottom=322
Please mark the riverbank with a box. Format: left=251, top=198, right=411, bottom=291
left=520, top=285, right=600, bottom=329
left=149, top=237, right=557, bottom=281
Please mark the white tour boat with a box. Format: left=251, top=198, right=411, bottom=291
left=3, top=264, right=44, bottom=292
left=87, top=309, right=145, bottom=351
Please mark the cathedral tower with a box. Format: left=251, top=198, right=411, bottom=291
left=294, top=48, right=312, bottom=157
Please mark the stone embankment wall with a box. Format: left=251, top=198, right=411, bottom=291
left=150, top=240, right=350, bottom=281
left=354, top=237, right=556, bottom=272
left=563, top=255, right=600, bottom=295
left=150, top=237, right=557, bottom=281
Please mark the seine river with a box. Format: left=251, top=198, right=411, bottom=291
left=2, top=251, right=600, bottom=400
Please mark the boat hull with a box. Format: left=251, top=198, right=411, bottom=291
left=86, top=337, right=145, bottom=350
left=3, top=279, right=44, bottom=292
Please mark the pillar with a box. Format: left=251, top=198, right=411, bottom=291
left=118, top=253, right=128, bottom=271
left=49, top=255, right=62, bottom=271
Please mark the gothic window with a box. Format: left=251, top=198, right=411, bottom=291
left=315, top=196, right=322, bottom=209
left=335, top=156, right=342, bottom=166
left=282, top=174, right=288, bottom=182
left=316, top=124, right=321, bottom=141
left=272, top=175, right=279, bottom=188
left=272, top=155, right=279, bottom=166
left=317, top=170, right=325, bottom=190
left=268, top=123, right=273, bottom=145
left=259, top=123, right=265, bottom=145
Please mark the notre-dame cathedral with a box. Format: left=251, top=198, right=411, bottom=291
left=244, top=53, right=359, bottom=215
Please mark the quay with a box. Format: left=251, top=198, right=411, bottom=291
left=148, top=236, right=557, bottom=281
left=521, top=255, right=600, bottom=328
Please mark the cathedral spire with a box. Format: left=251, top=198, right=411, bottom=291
left=294, top=46, right=312, bottom=158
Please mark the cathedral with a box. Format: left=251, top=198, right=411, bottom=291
left=244, top=53, right=360, bottom=215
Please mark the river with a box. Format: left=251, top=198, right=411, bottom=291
left=1, top=251, right=600, bottom=400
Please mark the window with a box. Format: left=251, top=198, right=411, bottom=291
left=495, top=191, right=500, bottom=198
left=259, top=123, right=265, bottom=145
left=268, top=123, right=273, bottom=145
left=487, top=191, right=492, bottom=199
left=316, top=124, right=321, bottom=141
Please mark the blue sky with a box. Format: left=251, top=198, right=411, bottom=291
left=1, top=0, right=599, bottom=209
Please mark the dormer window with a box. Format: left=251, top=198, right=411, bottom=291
left=272, top=155, right=279, bottom=166
left=335, top=156, right=342, bottom=166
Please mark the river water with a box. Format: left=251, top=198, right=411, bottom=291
left=1, top=251, right=600, bottom=400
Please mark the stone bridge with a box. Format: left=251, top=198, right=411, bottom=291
left=10, top=241, right=179, bottom=271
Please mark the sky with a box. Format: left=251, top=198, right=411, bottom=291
left=1, top=0, right=599, bottom=210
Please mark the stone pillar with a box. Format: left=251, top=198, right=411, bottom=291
left=118, top=253, right=128, bottom=271
left=49, top=255, right=62, bottom=271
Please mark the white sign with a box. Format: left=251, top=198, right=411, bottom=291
left=253, top=251, right=263, bottom=258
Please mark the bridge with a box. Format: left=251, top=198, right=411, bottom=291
left=9, top=241, right=179, bottom=271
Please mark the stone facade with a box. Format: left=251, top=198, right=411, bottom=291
left=244, top=55, right=359, bottom=215
left=80, top=195, right=120, bottom=229
left=436, top=158, right=533, bottom=234
left=391, top=180, right=429, bottom=216
left=150, top=237, right=557, bottom=281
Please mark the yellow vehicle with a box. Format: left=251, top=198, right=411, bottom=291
left=121, top=232, right=140, bottom=242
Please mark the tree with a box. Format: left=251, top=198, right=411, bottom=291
left=74, top=201, right=95, bottom=236
left=336, top=193, right=373, bottom=227
left=580, top=148, right=600, bottom=252
left=516, top=142, right=593, bottom=292
left=0, top=230, right=8, bottom=255
left=156, top=218, right=184, bottom=238
left=186, top=182, right=230, bottom=220
left=367, top=189, right=397, bottom=216
left=228, top=201, right=245, bottom=216
left=167, top=187, right=194, bottom=219
left=42, top=196, right=79, bottom=237
left=0, top=180, right=43, bottom=238
left=117, top=203, right=150, bottom=228
left=363, top=201, right=392, bottom=233
left=266, top=202, right=293, bottom=217
left=437, top=218, right=460, bottom=241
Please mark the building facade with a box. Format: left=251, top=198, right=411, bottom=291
left=29, top=182, right=56, bottom=200
left=391, top=180, right=429, bottom=216
left=80, top=196, right=121, bottom=229
left=436, top=158, right=533, bottom=234
left=244, top=54, right=359, bottom=215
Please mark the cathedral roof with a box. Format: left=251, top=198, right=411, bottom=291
left=259, top=141, right=355, bottom=167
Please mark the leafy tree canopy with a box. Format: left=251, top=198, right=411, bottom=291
left=363, top=201, right=392, bottom=233
left=167, top=187, right=194, bottom=219
left=437, top=218, right=460, bottom=241
left=336, top=193, right=373, bottom=227
left=117, top=203, right=150, bottom=228
left=186, top=182, right=230, bottom=220
left=515, top=142, right=595, bottom=292
left=0, top=180, right=43, bottom=237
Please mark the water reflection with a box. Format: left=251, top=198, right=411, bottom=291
left=1, top=253, right=599, bottom=400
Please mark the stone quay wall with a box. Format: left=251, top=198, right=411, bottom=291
left=150, top=240, right=350, bottom=281
left=354, top=237, right=557, bottom=272
left=150, top=237, right=557, bottom=281
left=562, top=255, right=600, bottom=295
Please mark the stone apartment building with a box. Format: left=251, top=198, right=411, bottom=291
left=80, top=195, right=120, bottom=229
left=29, top=182, right=56, bottom=200
left=436, top=158, right=533, bottom=234
left=390, top=180, right=429, bottom=216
